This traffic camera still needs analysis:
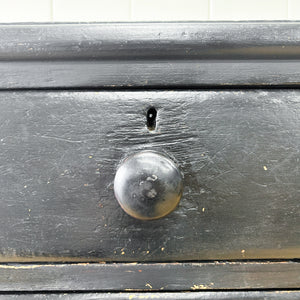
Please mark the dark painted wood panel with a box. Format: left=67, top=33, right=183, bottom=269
left=0, top=22, right=300, bottom=88
left=0, top=262, right=299, bottom=291
left=1, top=291, right=300, bottom=299
left=2, top=60, right=300, bottom=89
left=1, top=22, right=300, bottom=60
left=0, top=90, right=299, bottom=262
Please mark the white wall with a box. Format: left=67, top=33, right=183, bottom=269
left=0, top=0, right=298, bottom=22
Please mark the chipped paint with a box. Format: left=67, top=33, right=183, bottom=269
left=191, top=284, right=208, bottom=290
left=191, top=282, right=214, bottom=290
left=145, top=283, right=153, bottom=289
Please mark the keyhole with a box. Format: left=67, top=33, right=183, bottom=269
left=146, top=107, right=157, bottom=131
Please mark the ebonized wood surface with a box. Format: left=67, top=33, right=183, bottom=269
left=0, top=90, right=298, bottom=262
left=1, top=291, right=300, bottom=299
left=0, top=22, right=300, bottom=88
left=0, top=262, right=298, bottom=291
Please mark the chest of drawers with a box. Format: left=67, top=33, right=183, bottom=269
left=0, top=22, right=299, bottom=299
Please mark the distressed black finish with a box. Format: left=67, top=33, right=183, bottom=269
left=0, top=291, right=300, bottom=299
left=2, top=22, right=300, bottom=61
left=0, top=22, right=300, bottom=295
left=0, top=22, right=300, bottom=88
left=0, top=90, right=299, bottom=262
left=0, top=262, right=298, bottom=291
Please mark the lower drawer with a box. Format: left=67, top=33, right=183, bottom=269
left=1, top=291, right=300, bottom=300
left=0, top=90, right=299, bottom=262
left=0, top=261, right=299, bottom=291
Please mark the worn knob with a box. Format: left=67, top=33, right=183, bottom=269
left=114, top=151, right=183, bottom=220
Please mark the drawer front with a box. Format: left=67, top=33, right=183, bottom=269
left=1, top=291, right=300, bottom=299
left=0, top=90, right=299, bottom=262
left=0, top=261, right=299, bottom=291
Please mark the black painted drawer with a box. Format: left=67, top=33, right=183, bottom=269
left=0, top=90, right=299, bottom=262
left=1, top=291, right=300, bottom=299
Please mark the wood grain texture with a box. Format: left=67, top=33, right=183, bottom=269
left=0, top=291, right=299, bottom=299
left=0, top=262, right=298, bottom=291
left=0, top=22, right=300, bottom=88
left=0, top=90, right=298, bottom=262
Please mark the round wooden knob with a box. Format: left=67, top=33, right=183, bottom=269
left=114, top=151, right=183, bottom=220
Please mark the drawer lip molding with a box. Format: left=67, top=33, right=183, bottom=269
left=1, top=22, right=300, bottom=88
left=0, top=261, right=298, bottom=292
